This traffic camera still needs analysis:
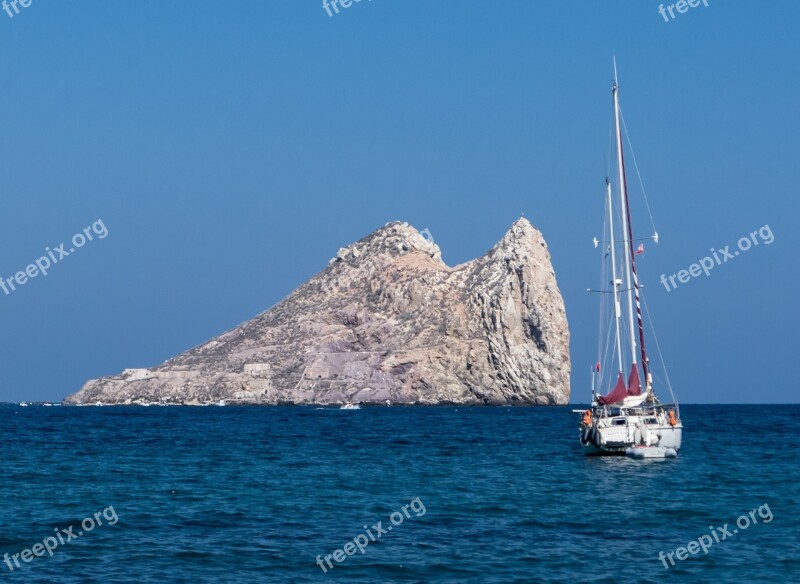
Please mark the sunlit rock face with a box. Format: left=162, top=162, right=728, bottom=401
left=66, top=218, right=570, bottom=406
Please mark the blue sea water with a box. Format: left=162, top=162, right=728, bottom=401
left=0, top=404, right=797, bottom=583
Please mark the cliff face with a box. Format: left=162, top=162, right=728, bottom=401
left=66, top=218, right=570, bottom=405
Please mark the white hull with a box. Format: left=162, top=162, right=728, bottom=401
left=580, top=409, right=682, bottom=455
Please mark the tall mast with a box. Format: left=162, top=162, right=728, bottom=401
left=613, top=59, right=637, bottom=367
left=612, top=58, right=651, bottom=389
left=606, top=178, right=624, bottom=374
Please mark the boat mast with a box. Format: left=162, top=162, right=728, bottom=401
left=612, top=58, right=651, bottom=390
left=613, top=59, right=637, bottom=368
left=606, top=178, right=624, bottom=374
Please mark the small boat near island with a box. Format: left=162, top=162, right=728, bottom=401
left=340, top=403, right=361, bottom=410
left=576, top=60, right=683, bottom=458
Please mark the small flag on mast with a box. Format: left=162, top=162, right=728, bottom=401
left=635, top=243, right=644, bottom=255
left=595, top=362, right=601, bottom=373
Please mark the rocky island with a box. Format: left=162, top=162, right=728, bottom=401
left=65, top=218, right=570, bottom=405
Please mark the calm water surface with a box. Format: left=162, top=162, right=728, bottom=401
left=0, top=404, right=797, bottom=583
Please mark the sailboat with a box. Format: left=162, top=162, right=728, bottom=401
left=577, top=60, right=683, bottom=457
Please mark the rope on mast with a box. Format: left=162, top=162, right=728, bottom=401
left=619, top=141, right=650, bottom=389
left=614, top=80, right=650, bottom=390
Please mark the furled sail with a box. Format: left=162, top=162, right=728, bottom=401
left=598, top=372, right=627, bottom=405
left=627, top=364, right=641, bottom=396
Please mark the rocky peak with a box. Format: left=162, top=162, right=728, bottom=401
left=66, top=218, right=570, bottom=406
left=330, top=221, right=443, bottom=267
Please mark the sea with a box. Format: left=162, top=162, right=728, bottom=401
left=0, top=404, right=797, bottom=583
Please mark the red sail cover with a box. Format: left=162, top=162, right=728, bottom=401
left=627, top=364, right=642, bottom=396
left=598, top=372, right=627, bottom=405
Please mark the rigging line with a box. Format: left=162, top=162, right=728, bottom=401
left=641, top=295, right=680, bottom=419
left=602, top=311, right=614, bottom=386
left=599, top=293, right=615, bottom=388
left=602, top=275, right=619, bottom=383
left=602, top=286, right=616, bottom=380
left=597, top=277, right=605, bottom=374
left=607, top=111, right=615, bottom=181
left=619, top=108, right=657, bottom=236
left=598, top=225, right=616, bottom=390
left=597, top=196, right=610, bottom=384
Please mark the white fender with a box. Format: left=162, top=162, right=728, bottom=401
left=641, top=424, right=650, bottom=445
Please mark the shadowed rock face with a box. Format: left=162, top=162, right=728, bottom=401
left=66, top=218, right=570, bottom=405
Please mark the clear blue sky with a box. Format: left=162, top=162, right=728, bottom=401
left=0, top=1, right=796, bottom=403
